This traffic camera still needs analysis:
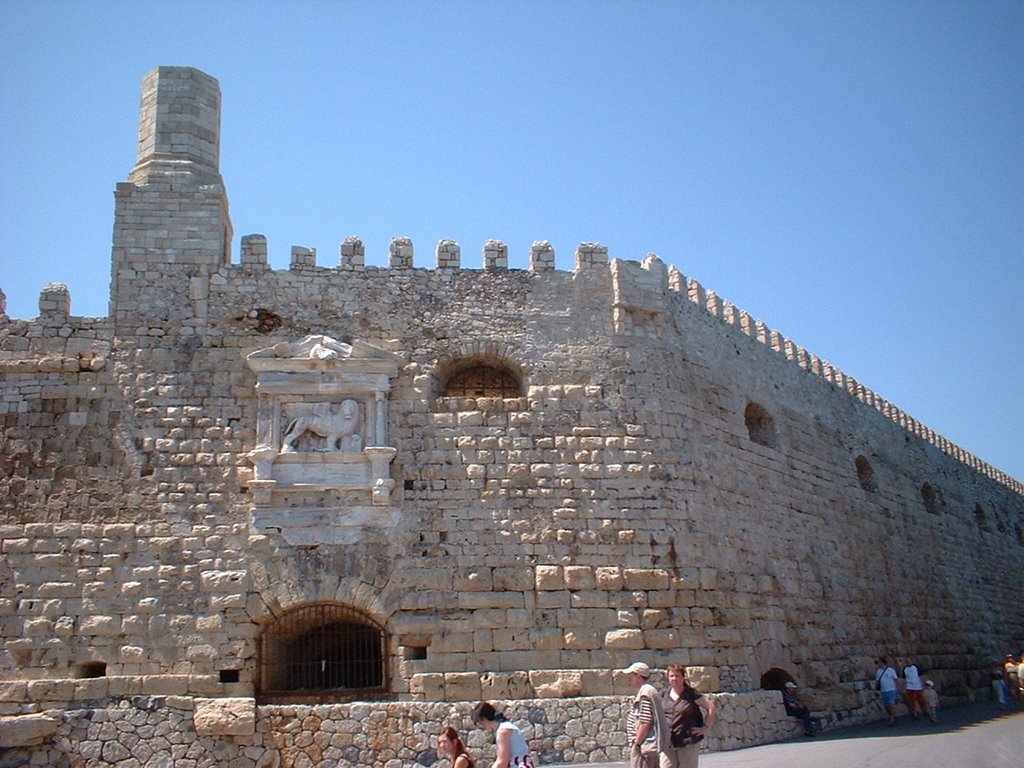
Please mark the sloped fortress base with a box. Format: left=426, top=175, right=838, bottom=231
left=0, top=66, right=1021, bottom=767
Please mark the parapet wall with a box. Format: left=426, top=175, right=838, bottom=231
left=12, top=230, right=1015, bottom=495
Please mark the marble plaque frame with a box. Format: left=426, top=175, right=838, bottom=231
left=245, top=335, right=403, bottom=543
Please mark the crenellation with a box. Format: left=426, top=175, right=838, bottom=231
left=289, top=245, right=316, bottom=269
left=435, top=239, right=461, bottom=269
left=389, top=236, right=414, bottom=268
left=574, top=241, right=608, bottom=270
left=687, top=277, right=706, bottom=307
left=240, top=234, right=268, bottom=267
left=340, top=235, right=366, bottom=268
left=703, top=289, right=722, bottom=318
left=483, top=239, right=508, bottom=271
left=530, top=240, right=556, bottom=271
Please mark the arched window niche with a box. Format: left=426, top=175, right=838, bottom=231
left=445, top=364, right=520, bottom=397
left=435, top=354, right=526, bottom=410
left=258, top=603, right=388, bottom=703
left=760, top=667, right=797, bottom=691
left=854, top=455, right=877, bottom=492
left=744, top=402, right=778, bottom=448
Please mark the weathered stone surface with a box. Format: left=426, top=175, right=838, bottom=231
left=193, top=697, right=256, bottom=736
left=0, top=712, right=60, bottom=746
left=530, top=671, right=583, bottom=698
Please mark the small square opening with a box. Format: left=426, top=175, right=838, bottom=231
left=403, top=645, right=427, bottom=661
left=220, top=669, right=241, bottom=684
left=76, top=662, right=107, bottom=679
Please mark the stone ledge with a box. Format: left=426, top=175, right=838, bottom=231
left=0, top=712, right=60, bottom=747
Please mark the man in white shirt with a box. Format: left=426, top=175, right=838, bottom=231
left=875, top=657, right=899, bottom=725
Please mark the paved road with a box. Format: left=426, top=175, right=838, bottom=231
left=548, top=703, right=1024, bottom=768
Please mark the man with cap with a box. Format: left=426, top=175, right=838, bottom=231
left=781, top=681, right=817, bottom=736
left=623, top=661, right=669, bottom=768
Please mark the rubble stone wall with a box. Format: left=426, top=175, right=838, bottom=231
left=0, top=690, right=885, bottom=768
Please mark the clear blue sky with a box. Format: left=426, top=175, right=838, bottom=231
left=1, top=1, right=1021, bottom=482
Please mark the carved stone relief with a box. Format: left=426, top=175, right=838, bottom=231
left=245, top=335, right=403, bottom=544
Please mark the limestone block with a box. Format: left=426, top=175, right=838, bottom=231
left=0, top=682, right=27, bottom=703
left=26, top=679, right=75, bottom=704
left=493, top=567, right=532, bottom=592
left=444, top=673, right=482, bottom=701
left=200, top=570, right=248, bottom=592
left=193, top=697, right=256, bottom=736
left=564, top=628, right=602, bottom=650
left=535, top=591, right=569, bottom=609
left=595, top=567, right=623, bottom=590
left=530, top=671, right=583, bottom=698
left=605, top=628, right=644, bottom=649
left=569, top=590, right=608, bottom=608
left=79, top=615, right=120, bottom=636
left=640, top=608, right=672, bottom=629
left=531, top=627, right=563, bottom=651
left=581, top=670, right=614, bottom=696
left=0, top=713, right=60, bottom=747
left=23, top=617, right=55, bottom=636
left=143, top=675, right=191, bottom=695
left=54, top=616, right=76, bottom=637
left=471, top=609, right=508, bottom=629
left=480, top=671, right=530, bottom=700
left=454, top=569, right=493, bottom=591
left=535, top=565, right=563, bottom=590
left=689, top=607, right=714, bottom=626
left=410, top=674, right=445, bottom=700
left=622, top=568, right=670, bottom=590
left=37, top=582, right=78, bottom=598
left=74, top=678, right=109, bottom=701
left=687, top=667, right=720, bottom=692
left=644, top=628, right=679, bottom=649
left=699, top=568, right=718, bottom=590
left=399, top=569, right=452, bottom=593
left=433, top=631, right=473, bottom=653
left=474, top=629, right=494, bottom=652
left=563, top=565, right=595, bottom=590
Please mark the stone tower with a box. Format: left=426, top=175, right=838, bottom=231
left=110, top=66, right=232, bottom=327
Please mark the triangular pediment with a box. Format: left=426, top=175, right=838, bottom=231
left=247, top=334, right=403, bottom=373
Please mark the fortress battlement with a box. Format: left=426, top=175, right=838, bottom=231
left=4, top=230, right=1019, bottom=495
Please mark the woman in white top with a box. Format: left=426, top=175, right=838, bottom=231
left=470, top=701, right=536, bottom=768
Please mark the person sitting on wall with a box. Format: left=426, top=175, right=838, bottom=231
left=781, top=681, right=817, bottom=736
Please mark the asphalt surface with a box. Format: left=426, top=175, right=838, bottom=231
left=548, top=702, right=1024, bottom=768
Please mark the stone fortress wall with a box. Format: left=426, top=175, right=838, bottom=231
left=0, top=66, right=1021, bottom=767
